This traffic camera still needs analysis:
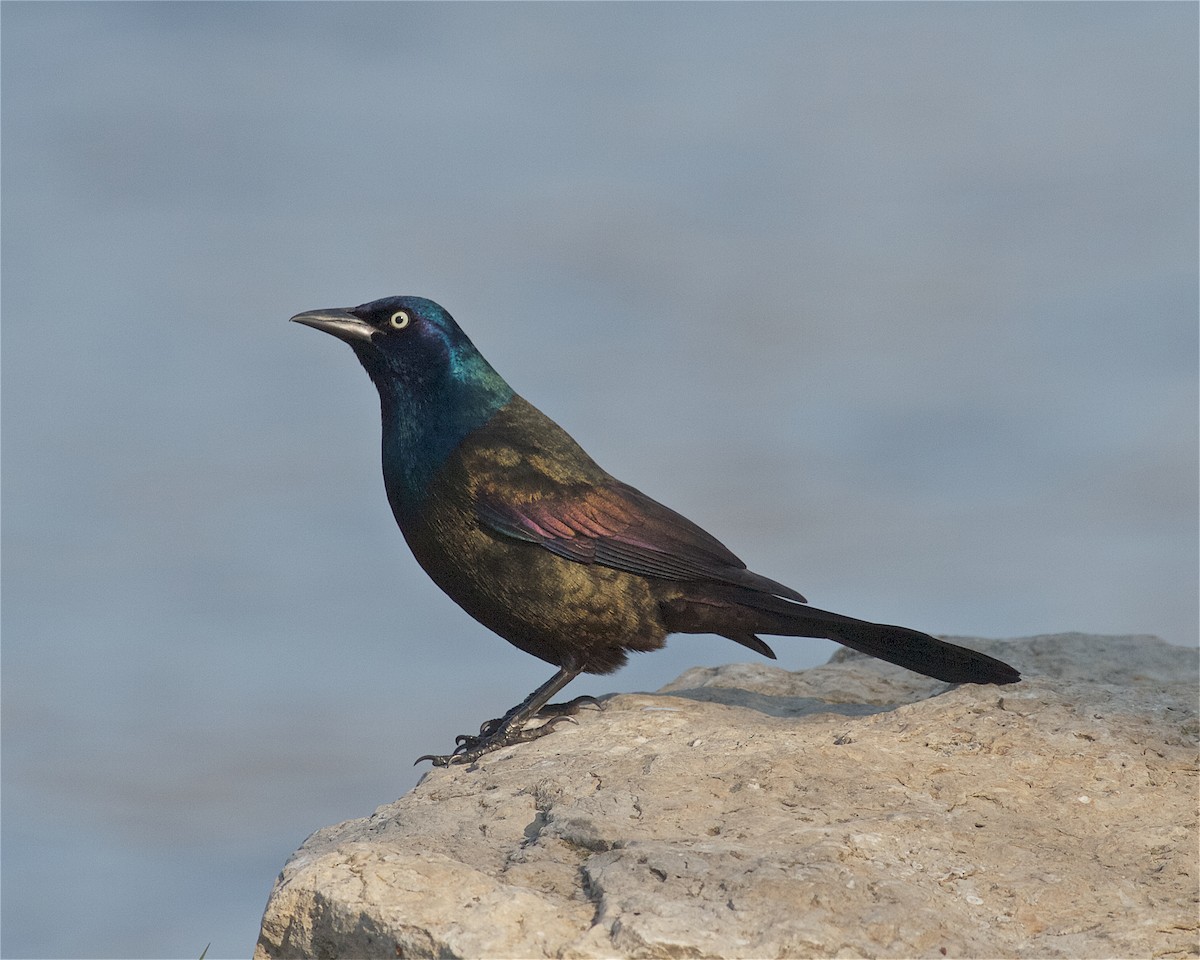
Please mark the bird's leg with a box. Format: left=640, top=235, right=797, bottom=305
left=416, top=664, right=586, bottom=766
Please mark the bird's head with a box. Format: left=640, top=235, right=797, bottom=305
left=291, top=296, right=515, bottom=507
left=291, top=295, right=496, bottom=396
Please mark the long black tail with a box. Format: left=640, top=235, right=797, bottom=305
left=662, top=586, right=1020, bottom=685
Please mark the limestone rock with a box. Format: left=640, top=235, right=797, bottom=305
left=255, top=634, right=1199, bottom=959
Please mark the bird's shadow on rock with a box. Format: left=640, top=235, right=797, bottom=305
left=641, top=687, right=899, bottom=719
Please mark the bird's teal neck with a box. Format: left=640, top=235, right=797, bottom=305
left=377, top=351, right=514, bottom=523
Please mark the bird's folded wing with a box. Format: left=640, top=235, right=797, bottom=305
left=475, top=481, right=806, bottom=602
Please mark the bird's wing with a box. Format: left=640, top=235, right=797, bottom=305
left=476, top=480, right=806, bottom=602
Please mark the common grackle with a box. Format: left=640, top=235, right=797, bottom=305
left=292, top=296, right=1020, bottom=765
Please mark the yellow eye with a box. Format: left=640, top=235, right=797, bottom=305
left=389, top=310, right=410, bottom=330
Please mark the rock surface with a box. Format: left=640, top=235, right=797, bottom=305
left=255, top=634, right=1198, bottom=959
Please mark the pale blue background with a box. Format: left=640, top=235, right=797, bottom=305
left=3, top=3, right=1196, bottom=957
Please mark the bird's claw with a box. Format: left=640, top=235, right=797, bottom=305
left=415, top=711, right=589, bottom=766
left=536, top=694, right=602, bottom=717
left=414, top=752, right=453, bottom=767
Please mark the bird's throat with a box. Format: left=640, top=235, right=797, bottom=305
left=378, top=372, right=514, bottom=523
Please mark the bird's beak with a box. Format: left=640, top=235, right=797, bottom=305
left=290, top=308, right=375, bottom=343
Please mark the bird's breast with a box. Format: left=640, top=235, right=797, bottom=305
left=394, top=420, right=670, bottom=674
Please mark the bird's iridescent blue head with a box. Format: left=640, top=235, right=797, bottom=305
left=292, top=296, right=515, bottom=511
left=292, top=295, right=499, bottom=394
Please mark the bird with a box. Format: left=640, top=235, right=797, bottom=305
left=292, top=296, right=1020, bottom=765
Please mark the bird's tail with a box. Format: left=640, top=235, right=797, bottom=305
left=661, top=586, right=1020, bottom=685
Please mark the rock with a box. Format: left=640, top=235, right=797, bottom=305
left=255, top=634, right=1199, bottom=959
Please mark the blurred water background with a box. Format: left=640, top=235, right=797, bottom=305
left=2, top=4, right=1196, bottom=957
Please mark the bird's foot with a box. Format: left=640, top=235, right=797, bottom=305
left=417, top=715, right=573, bottom=767
left=464, top=694, right=603, bottom=742
left=416, top=696, right=604, bottom=767
left=536, top=694, right=603, bottom=717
